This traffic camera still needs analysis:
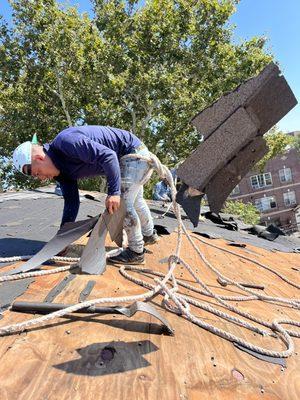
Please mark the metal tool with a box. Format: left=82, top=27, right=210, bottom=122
left=12, top=300, right=174, bottom=335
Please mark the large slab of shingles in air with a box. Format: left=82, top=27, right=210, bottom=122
left=205, top=137, right=269, bottom=213
left=177, top=62, right=298, bottom=213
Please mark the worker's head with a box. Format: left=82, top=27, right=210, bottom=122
left=12, top=135, right=60, bottom=180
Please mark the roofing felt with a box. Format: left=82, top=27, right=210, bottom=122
left=0, top=188, right=299, bottom=262
left=147, top=201, right=300, bottom=253
left=0, top=189, right=102, bottom=259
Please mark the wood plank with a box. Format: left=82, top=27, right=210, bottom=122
left=0, top=232, right=299, bottom=400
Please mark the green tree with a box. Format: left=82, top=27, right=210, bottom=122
left=222, top=200, right=260, bottom=225
left=0, top=0, right=106, bottom=156
left=292, top=133, right=300, bottom=154
left=0, top=157, right=42, bottom=190
left=255, top=127, right=295, bottom=172
left=0, top=0, right=274, bottom=191
left=92, top=0, right=273, bottom=163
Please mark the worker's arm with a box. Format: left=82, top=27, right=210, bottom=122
left=57, top=132, right=121, bottom=214
left=59, top=180, right=80, bottom=226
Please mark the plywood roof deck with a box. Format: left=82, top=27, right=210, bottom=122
left=0, top=231, right=299, bottom=400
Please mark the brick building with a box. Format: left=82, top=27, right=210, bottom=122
left=229, top=132, right=300, bottom=232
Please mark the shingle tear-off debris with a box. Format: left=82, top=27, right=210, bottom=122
left=176, top=62, right=298, bottom=224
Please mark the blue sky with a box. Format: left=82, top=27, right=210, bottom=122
left=1, top=0, right=299, bottom=133
left=230, top=0, right=300, bottom=133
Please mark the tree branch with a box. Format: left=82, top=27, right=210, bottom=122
left=140, top=100, right=158, bottom=136
left=55, top=69, right=72, bottom=126
left=130, top=108, right=137, bottom=135
left=47, top=68, right=73, bottom=126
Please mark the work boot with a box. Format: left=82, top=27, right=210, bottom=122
left=107, top=248, right=145, bottom=265
left=143, top=229, right=159, bottom=246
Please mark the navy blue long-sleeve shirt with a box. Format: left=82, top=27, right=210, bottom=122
left=43, top=126, right=141, bottom=225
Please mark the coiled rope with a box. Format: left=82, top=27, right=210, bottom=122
left=0, top=151, right=299, bottom=358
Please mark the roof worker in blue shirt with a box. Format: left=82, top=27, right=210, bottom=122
left=12, top=126, right=159, bottom=265
left=153, top=180, right=172, bottom=202
left=153, top=168, right=177, bottom=202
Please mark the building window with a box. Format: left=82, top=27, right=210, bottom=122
left=279, top=168, right=292, bottom=183
left=231, top=185, right=240, bottom=195
left=255, top=196, right=277, bottom=212
left=283, top=191, right=296, bottom=206
left=250, top=173, right=272, bottom=189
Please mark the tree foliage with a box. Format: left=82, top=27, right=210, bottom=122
left=255, top=126, right=295, bottom=172
left=292, top=133, right=300, bottom=154
left=91, top=0, right=272, bottom=163
left=0, top=157, right=41, bottom=190
left=0, top=0, right=274, bottom=190
left=222, top=199, right=260, bottom=225
left=0, top=0, right=105, bottom=155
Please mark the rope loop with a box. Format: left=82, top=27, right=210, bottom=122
left=0, top=151, right=299, bottom=359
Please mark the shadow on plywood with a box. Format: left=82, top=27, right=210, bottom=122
left=54, top=340, right=159, bottom=376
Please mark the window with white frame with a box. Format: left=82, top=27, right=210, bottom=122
left=250, top=173, right=272, bottom=189
left=283, top=191, right=296, bottom=206
left=231, top=185, right=240, bottom=195
left=279, top=168, right=292, bottom=183
left=254, top=196, right=277, bottom=212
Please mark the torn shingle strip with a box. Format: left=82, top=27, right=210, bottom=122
left=154, top=225, right=171, bottom=235
left=227, top=242, right=247, bottom=248
left=44, top=274, right=77, bottom=303
left=3, top=216, right=99, bottom=276
left=192, top=231, right=221, bottom=240
left=191, top=63, right=297, bottom=139
left=78, top=281, right=96, bottom=302
left=233, top=342, right=286, bottom=368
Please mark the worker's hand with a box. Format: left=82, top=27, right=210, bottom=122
left=105, top=195, right=120, bottom=214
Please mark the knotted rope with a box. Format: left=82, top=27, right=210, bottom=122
left=0, top=151, right=299, bottom=359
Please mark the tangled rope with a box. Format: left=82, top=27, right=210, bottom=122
left=0, top=151, right=299, bottom=359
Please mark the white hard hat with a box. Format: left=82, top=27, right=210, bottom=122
left=13, top=141, right=32, bottom=174
left=12, top=134, right=38, bottom=174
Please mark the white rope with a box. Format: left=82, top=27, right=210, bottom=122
left=0, top=255, right=79, bottom=263
left=0, top=265, right=75, bottom=282
left=0, top=152, right=299, bottom=359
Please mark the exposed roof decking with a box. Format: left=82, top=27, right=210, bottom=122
left=0, top=229, right=299, bottom=399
